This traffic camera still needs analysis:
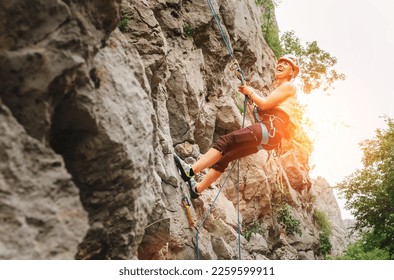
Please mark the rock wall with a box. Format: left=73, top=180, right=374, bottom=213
left=311, top=177, right=348, bottom=257
left=0, top=0, right=351, bottom=259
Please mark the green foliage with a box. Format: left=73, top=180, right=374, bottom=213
left=255, top=0, right=346, bottom=94
left=118, top=15, right=130, bottom=32
left=256, top=0, right=282, bottom=58
left=337, top=116, right=394, bottom=259
left=313, top=209, right=333, bottom=258
left=183, top=23, right=195, bottom=37
left=337, top=233, right=390, bottom=260
left=243, top=222, right=265, bottom=241
left=313, top=209, right=332, bottom=236
left=233, top=91, right=246, bottom=114
left=281, top=31, right=346, bottom=94
left=277, top=204, right=302, bottom=236
left=236, top=103, right=245, bottom=114
left=319, top=232, right=332, bottom=258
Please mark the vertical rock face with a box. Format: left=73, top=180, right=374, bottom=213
left=311, top=177, right=350, bottom=257
left=0, top=0, right=351, bottom=259
left=0, top=101, right=88, bottom=259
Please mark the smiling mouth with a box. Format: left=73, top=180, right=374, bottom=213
left=276, top=67, right=284, bottom=73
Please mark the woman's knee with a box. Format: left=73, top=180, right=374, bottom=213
left=212, top=133, right=234, bottom=155
left=211, top=160, right=228, bottom=173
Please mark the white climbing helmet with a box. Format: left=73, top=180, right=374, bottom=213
left=278, top=54, right=300, bottom=78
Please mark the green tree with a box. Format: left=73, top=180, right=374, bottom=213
left=256, top=2, right=346, bottom=94
left=281, top=31, right=346, bottom=94
left=256, top=0, right=282, bottom=58
left=337, top=232, right=390, bottom=260
left=337, top=116, right=394, bottom=258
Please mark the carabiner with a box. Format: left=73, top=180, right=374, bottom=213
left=269, top=115, right=276, bottom=138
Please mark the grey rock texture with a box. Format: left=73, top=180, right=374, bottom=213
left=0, top=0, right=354, bottom=259
left=0, top=100, right=88, bottom=259
left=311, top=177, right=352, bottom=257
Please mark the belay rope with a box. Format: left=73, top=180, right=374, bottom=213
left=194, top=0, right=249, bottom=260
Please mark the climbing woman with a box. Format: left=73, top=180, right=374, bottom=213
left=174, top=54, right=300, bottom=199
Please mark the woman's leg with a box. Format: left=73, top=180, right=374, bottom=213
left=192, top=148, right=222, bottom=174
left=194, top=123, right=262, bottom=193
left=195, top=145, right=259, bottom=193
left=192, top=123, right=260, bottom=175
left=174, top=147, right=222, bottom=183
left=175, top=123, right=262, bottom=198
left=195, top=168, right=222, bottom=193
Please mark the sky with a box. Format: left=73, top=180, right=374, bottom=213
left=275, top=0, right=394, bottom=219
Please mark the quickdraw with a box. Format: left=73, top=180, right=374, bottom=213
left=181, top=195, right=196, bottom=229
left=230, top=59, right=246, bottom=85
left=268, top=115, right=276, bottom=138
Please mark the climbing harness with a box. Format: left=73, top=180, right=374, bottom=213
left=191, top=0, right=249, bottom=260
left=253, top=106, right=270, bottom=148
left=253, top=105, right=290, bottom=151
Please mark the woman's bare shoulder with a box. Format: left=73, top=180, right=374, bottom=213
left=278, top=81, right=296, bottom=96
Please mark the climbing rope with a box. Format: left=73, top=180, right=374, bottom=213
left=194, top=0, right=249, bottom=260
left=206, top=0, right=246, bottom=84
left=206, top=0, right=234, bottom=57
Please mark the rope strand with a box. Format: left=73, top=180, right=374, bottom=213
left=206, top=0, right=234, bottom=57
left=206, top=0, right=246, bottom=84
left=194, top=0, right=249, bottom=260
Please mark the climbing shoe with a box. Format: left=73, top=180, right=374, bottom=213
left=187, top=178, right=200, bottom=200
left=173, top=154, right=194, bottom=182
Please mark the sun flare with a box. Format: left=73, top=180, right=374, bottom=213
left=296, top=91, right=363, bottom=186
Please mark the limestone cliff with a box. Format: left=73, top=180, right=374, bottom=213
left=0, top=0, right=351, bottom=259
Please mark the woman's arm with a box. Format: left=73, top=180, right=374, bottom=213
left=239, top=82, right=296, bottom=110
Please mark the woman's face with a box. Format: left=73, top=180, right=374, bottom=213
left=275, top=59, right=294, bottom=79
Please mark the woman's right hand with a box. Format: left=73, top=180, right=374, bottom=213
left=238, top=85, right=253, bottom=97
